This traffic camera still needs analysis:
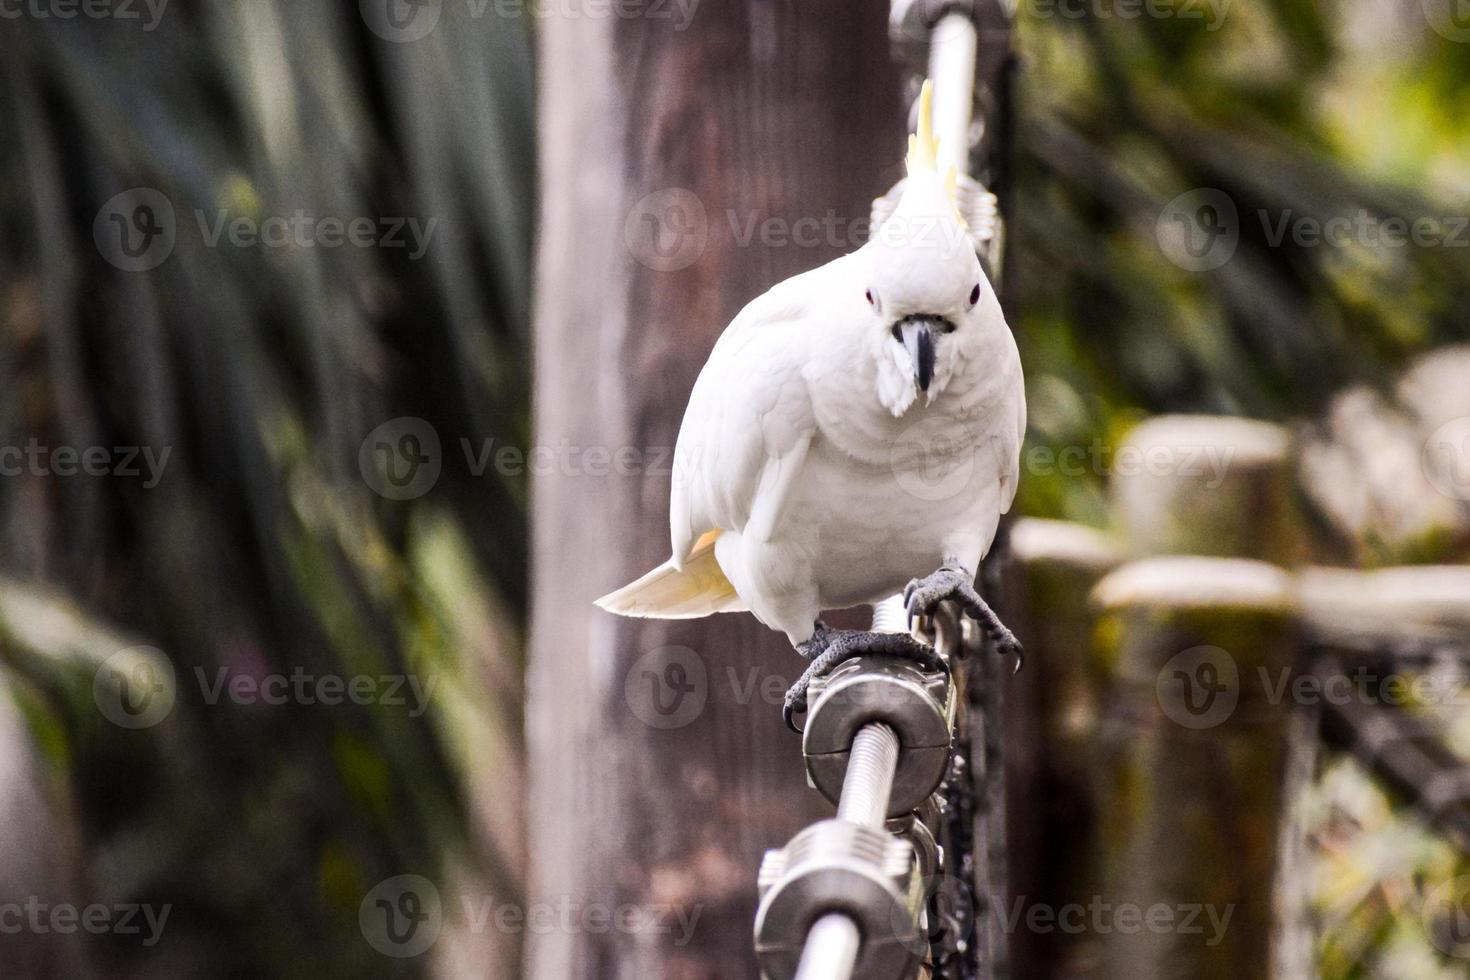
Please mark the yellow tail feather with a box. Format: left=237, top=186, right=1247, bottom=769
left=594, top=533, right=746, bottom=619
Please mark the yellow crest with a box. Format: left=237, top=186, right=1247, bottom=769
left=905, top=80, right=940, bottom=177
left=904, top=79, right=965, bottom=226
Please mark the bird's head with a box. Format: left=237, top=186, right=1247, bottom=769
left=865, top=81, right=994, bottom=416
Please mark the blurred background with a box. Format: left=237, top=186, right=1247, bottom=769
left=0, top=0, right=1468, bottom=978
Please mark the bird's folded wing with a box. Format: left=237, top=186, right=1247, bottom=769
left=996, top=360, right=1027, bottom=515
left=668, top=285, right=818, bottom=567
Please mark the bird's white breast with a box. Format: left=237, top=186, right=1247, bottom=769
left=787, top=338, right=1016, bottom=607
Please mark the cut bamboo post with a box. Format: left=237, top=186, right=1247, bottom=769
left=1002, top=517, right=1123, bottom=977
left=1113, top=415, right=1297, bottom=565
left=1089, top=413, right=1303, bottom=979
left=1091, top=558, right=1299, bottom=980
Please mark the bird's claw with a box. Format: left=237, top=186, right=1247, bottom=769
left=783, top=627, right=944, bottom=732
left=904, top=563, right=1024, bottom=672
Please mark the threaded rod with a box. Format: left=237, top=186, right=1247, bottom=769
left=870, top=593, right=909, bottom=634
left=836, top=723, right=900, bottom=829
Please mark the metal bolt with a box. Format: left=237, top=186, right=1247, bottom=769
left=837, top=723, right=901, bottom=829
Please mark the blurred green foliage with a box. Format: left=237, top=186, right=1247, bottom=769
left=1012, top=0, right=1470, bottom=527
left=1, top=3, right=533, bottom=975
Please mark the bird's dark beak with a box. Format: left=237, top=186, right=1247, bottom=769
left=894, top=316, right=939, bottom=392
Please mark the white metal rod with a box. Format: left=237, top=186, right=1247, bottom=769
left=794, top=913, right=862, bottom=980
left=928, top=11, right=979, bottom=179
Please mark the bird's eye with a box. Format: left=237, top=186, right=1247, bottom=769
left=865, top=289, right=875, bottom=306
left=969, top=283, right=981, bottom=306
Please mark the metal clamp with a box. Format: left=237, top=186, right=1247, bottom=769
left=890, top=0, right=981, bottom=45
left=754, top=817, right=924, bottom=979
left=803, top=656, right=956, bottom=818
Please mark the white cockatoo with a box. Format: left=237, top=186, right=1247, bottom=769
left=598, top=82, right=1026, bottom=722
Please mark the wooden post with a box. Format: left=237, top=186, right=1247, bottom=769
left=1088, top=416, right=1302, bottom=978
left=1113, top=415, right=1298, bottom=565
left=526, top=5, right=902, bottom=977
left=1002, top=518, right=1123, bottom=978
left=1091, top=557, right=1299, bottom=979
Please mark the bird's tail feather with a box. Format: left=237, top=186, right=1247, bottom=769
left=595, top=534, right=745, bottom=619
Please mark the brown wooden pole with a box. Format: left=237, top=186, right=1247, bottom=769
left=1088, top=416, right=1303, bottom=979
left=527, top=5, right=902, bottom=977
left=1090, top=557, right=1300, bottom=980
left=1002, top=518, right=1123, bottom=978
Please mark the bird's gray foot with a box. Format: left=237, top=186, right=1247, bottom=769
left=783, top=623, right=945, bottom=732
left=904, top=562, right=1024, bottom=672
